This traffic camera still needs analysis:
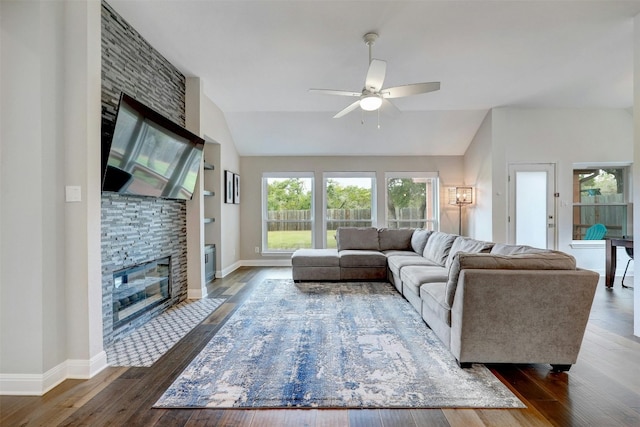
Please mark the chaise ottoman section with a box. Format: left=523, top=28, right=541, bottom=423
left=339, top=250, right=387, bottom=281
left=291, top=249, right=340, bottom=282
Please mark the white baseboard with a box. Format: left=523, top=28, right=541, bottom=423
left=187, top=287, right=208, bottom=299
left=219, top=261, right=242, bottom=278
left=241, top=259, right=292, bottom=267
left=0, top=351, right=108, bottom=396
left=0, top=373, right=53, bottom=396
left=67, top=351, right=109, bottom=379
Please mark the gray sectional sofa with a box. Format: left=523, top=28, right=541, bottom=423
left=291, top=227, right=600, bottom=371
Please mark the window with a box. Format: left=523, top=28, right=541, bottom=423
left=323, top=173, right=376, bottom=248
left=572, top=165, right=631, bottom=240
left=385, top=173, right=439, bottom=230
left=262, top=173, right=314, bottom=252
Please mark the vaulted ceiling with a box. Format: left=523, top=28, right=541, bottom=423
left=108, top=0, right=640, bottom=157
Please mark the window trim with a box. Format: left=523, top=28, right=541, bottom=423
left=262, top=172, right=315, bottom=254
left=322, top=172, right=377, bottom=248
left=384, top=172, right=440, bottom=230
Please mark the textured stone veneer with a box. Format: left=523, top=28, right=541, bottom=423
left=101, top=195, right=187, bottom=343
left=101, top=1, right=188, bottom=345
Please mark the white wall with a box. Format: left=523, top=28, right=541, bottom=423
left=185, top=77, right=242, bottom=284
left=192, top=80, right=241, bottom=276
left=633, top=13, right=639, bottom=337
left=239, top=156, right=464, bottom=262
left=63, top=0, right=104, bottom=375
left=490, top=108, right=634, bottom=273
left=1, top=0, right=50, bottom=378
left=185, top=78, right=206, bottom=296
left=463, top=111, right=493, bottom=241
left=0, top=0, right=104, bottom=395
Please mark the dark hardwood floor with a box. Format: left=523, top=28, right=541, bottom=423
left=2, top=267, right=638, bottom=426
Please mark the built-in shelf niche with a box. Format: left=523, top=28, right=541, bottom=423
left=203, top=158, right=216, bottom=281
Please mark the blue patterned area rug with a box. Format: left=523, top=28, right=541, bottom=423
left=106, top=298, right=225, bottom=367
left=154, top=279, right=525, bottom=409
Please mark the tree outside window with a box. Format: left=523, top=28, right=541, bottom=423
left=324, top=174, right=375, bottom=248
left=263, top=175, right=314, bottom=251
left=386, top=173, right=439, bottom=230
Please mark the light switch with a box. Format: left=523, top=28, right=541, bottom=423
left=65, top=185, right=82, bottom=202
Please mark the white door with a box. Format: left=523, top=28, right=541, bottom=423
left=508, top=163, right=557, bottom=249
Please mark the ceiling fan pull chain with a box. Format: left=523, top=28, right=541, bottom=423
left=377, top=108, right=381, bottom=129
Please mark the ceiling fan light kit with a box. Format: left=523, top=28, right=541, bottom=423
left=310, top=32, right=441, bottom=121
left=360, top=94, right=382, bottom=111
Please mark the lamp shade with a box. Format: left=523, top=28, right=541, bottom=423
left=360, top=94, right=382, bottom=111
left=448, top=186, right=473, bottom=205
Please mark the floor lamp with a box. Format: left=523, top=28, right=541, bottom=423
left=448, top=186, right=473, bottom=235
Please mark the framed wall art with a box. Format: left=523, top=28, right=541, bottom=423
left=233, top=173, right=240, bottom=204
left=224, top=170, right=234, bottom=204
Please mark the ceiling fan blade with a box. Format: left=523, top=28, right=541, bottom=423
left=309, top=89, right=362, bottom=97
left=380, top=98, right=401, bottom=117
left=333, top=100, right=361, bottom=119
left=382, top=82, right=440, bottom=99
left=365, top=59, right=386, bottom=92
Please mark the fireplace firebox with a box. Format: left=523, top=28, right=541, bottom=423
left=112, top=257, right=171, bottom=330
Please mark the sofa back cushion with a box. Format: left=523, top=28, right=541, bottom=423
left=379, top=228, right=415, bottom=251
left=444, top=251, right=577, bottom=307
left=444, top=237, right=494, bottom=269
left=411, top=229, right=432, bottom=254
left=336, top=227, right=379, bottom=251
left=422, top=231, right=458, bottom=266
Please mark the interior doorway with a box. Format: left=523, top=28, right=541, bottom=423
left=508, top=163, right=557, bottom=249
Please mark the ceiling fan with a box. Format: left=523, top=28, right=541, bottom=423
left=310, top=33, right=440, bottom=119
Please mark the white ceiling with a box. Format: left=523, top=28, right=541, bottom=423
left=108, top=0, right=640, bottom=157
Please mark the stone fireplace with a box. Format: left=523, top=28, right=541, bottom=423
left=100, top=1, right=188, bottom=347
left=101, top=194, right=188, bottom=345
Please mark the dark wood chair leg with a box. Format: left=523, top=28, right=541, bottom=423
left=551, top=364, right=572, bottom=372
left=622, top=259, right=634, bottom=288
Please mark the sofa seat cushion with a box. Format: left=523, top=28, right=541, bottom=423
left=422, top=231, right=458, bottom=266
left=387, top=255, right=440, bottom=277
left=339, top=250, right=387, bottom=268
left=336, top=227, right=379, bottom=251
left=382, top=249, right=420, bottom=258
left=291, top=249, right=339, bottom=267
left=445, top=236, right=494, bottom=269
left=379, top=228, right=414, bottom=251
left=444, top=251, right=578, bottom=307
left=400, top=265, right=449, bottom=296
left=420, top=282, right=450, bottom=326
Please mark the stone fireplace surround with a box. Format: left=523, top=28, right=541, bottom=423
left=101, top=1, right=189, bottom=346
left=101, top=195, right=188, bottom=344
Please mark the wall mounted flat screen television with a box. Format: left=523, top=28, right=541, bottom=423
left=102, top=93, right=205, bottom=200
